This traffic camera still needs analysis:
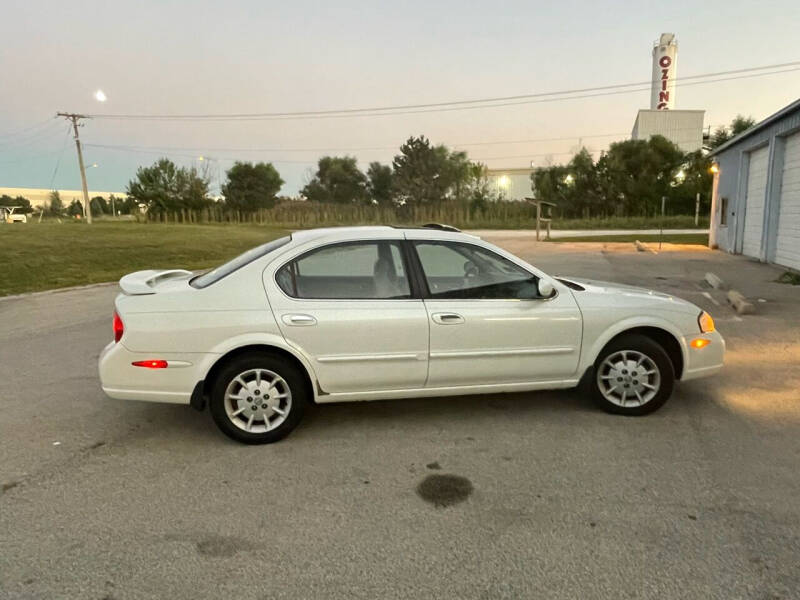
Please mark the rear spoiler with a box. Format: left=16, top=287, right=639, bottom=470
left=119, top=269, right=193, bottom=295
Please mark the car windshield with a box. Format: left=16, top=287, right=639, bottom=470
left=190, top=236, right=291, bottom=289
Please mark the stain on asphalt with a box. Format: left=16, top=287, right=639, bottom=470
left=164, top=533, right=254, bottom=558
left=85, top=441, right=106, bottom=451
left=196, top=535, right=244, bottom=557
left=2, top=480, right=19, bottom=494
left=426, top=461, right=441, bottom=470
left=688, top=514, right=698, bottom=521
left=417, top=474, right=473, bottom=507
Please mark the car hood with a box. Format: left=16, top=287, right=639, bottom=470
left=558, top=276, right=697, bottom=311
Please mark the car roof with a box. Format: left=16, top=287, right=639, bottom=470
left=288, top=225, right=476, bottom=244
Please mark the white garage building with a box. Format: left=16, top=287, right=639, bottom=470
left=710, top=98, right=800, bottom=271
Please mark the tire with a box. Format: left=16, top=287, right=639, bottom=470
left=210, top=352, right=307, bottom=444
left=591, top=334, right=674, bottom=416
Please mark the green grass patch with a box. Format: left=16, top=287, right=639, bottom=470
left=547, top=233, right=709, bottom=245
left=0, top=221, right=287, bottom=296
left=550, top=215, right=708, bottom=231
left=776, top=271, right=800, bottom=285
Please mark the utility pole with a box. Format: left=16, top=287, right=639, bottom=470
left=695, top=192, right=701, bottom=226
left=57, top=113, right=92, bottom=224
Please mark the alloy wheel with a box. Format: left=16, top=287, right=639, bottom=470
left=223, top=368, right=292, bottom=433
left=596, top=350, right=661, bottom=407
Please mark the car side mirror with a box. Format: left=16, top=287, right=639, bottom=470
left=537, top=279, right=555, bottom=298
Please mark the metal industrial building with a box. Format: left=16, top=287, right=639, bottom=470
left=631, top=109, right=705, bottom=153
left=630, top=34, right=705, bottom=153
left=709, top=98, right=800, bottom=271
left=486, top=168, right=533, bottom=201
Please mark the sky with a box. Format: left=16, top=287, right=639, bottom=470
left=2, top=0, right=800, bottom=196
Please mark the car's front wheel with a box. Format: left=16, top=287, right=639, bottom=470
left=210, top=353, right=307, bottom=444
left=591, top=334, right=674, bottom=415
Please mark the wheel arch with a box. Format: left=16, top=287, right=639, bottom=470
left=199, top=342, right=319, bottom=409
left=596, top=326, right=684, bottom=380
left=584, top=319, right=686, bottom=381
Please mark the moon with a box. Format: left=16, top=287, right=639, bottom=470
left=94, top=90, right=107, bottom=102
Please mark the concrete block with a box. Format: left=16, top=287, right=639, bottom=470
left=727, top=289, right=755, bottom=315
left=634, top=240, right=657, bottom=254
left=704, top=272, right=726, bottom=290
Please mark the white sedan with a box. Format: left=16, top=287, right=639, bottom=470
left=99, top=225, right=724, bottom=444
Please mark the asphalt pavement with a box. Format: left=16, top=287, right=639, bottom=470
left=1, top=239, right=799, bottom=600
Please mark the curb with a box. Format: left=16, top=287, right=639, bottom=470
left=0, top=281, right=117, bottom=303
left=634, top=240, right=657, bottom=254
left=727, top=289, right=755, bottom=315
left=704, top=272, right=726, bottom=290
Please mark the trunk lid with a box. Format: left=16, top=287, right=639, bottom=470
left=118, top=269, right=193, bottom=295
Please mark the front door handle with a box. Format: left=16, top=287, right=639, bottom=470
left=431, top=312, right=465, bottom=325
left=282, top=314, right=317, bottom=326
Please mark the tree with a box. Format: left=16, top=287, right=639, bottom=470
left=599, top=135, right=684, bottom=216
left=222, top=161, right=284, bottom=212
left=366, top=162, right=394, bottom=205
left=392, top=136, right=462, bottom=205
left=708, top=115, right=757, bottom=149
left=91, top=196, right=109, bottom=215
left=301, top=156, right=368, bottom=204
left=531, top=164, right=570, bottom=212
left=0, top=195, right=32, bottom=213
left=669, top=150, right=713, bottom=216
left=47, top=190, right=64, bottom=217
left=67, top=199, right=83, bottom=217
left=126, top=158, right=211, bottom=212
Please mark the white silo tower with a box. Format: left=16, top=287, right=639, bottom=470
left=651, top=33, right=678, bottom=110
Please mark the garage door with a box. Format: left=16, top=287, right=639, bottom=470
left=742, top=146, right=769, bottom=258
left=775, top=132, right=800, bottom=270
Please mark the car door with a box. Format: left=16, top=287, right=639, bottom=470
left=265, top=238, right=429, bottom=394
left=410, top=238, right=582, bottom=388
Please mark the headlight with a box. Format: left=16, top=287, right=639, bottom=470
left=698, top=311, right=715, bottom=333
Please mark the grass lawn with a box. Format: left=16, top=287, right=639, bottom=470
left=547, top=233, right=709, bottom=245
left=0, top=222, right=287, bottom=297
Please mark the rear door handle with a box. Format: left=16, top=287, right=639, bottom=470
left=282, top=314, right=317, bottom=326
left=431, top=312, right=465, bottom=325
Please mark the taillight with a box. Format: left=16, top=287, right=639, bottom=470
left=113, top=311, right=124, bottom=343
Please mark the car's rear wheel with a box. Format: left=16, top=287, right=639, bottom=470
left=591, top=334, right=674, bottom=415
left=210, top=353, right=307, bottom=444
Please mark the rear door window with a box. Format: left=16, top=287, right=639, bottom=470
left=276, top=241, right=411, bottom=299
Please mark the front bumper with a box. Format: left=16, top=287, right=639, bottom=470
left=98, top=340, right=217, bottom=404
left=680, top=330, right=725, bottom=381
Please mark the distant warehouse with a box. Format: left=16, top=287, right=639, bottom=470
left=486, top=168, right=533, bottom=201
left=710, top=98, right=800, bottom=271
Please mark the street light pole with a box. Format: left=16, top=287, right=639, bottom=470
left=57, top=112, right=92, bottom=224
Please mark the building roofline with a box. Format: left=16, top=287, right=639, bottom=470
left=486, top=168, right=534, bottom=174
left=710, top=97, right=800, bottom=156
left=635, top=109, right=705, bottom=114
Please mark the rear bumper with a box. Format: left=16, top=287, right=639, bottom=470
left=98, top=341, right=216, bottom=405
left=681, top=330, right=725, bottom=381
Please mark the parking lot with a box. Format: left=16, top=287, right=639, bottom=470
left=1, top=238, right=799, bottom=600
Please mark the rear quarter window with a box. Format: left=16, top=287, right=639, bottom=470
left=190, top=236, right=291, bottom=289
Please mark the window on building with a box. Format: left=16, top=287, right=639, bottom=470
left=720, top=197, right=729, bottom=226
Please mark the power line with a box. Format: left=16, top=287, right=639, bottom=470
left=48, top=124, right=73, bottom=189
left=85, top=61, right=800, bottom=121
left=0, top=116, right=58, bottom=140
left=82, top=124, right=722, bottom=156
left=0, top=121, right=68, bottom=152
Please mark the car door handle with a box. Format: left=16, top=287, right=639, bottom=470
left=282, top=314, right=317, bottom=326
left=431, top=312, right=465, bottom=325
